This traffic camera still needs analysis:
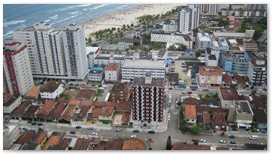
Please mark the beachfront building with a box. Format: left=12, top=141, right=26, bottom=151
left=121, top=59, right=166, bottom=80
left=131, top=73, right=165, bottom=130
left=63, top=23, right=89, bottom=80
left=13, top=22, right=68, bottom=80
left=150, top=32, right=192, bottom=49
left=86, top=46, right=99, bottom=68
left=196, top=32, right=212, bottom=49
left=178, top=4, right=200, bottom=34
left=197, top=4, right=219, bottom=14
left=162, top=20, right=178, bottom=33
left=3, top=40, right=34, bottom=95
left=247, top=53, right=267, bottom=86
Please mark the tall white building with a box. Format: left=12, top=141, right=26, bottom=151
left=196, top=32, right=212, bottom=49
left=3, top=40, right=34, bottom=95
left=179, top=4, right=200, bottom=34
left=13, top=22, right=67, bottom=79
left=62, top=23, right=89, bottom=80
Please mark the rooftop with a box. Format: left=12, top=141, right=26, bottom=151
left=132, top=76, right=164, bottom=87
left=183, top=98, right=200, bottom=106
left=76, top=89, right=96, bottom=101
left=10, top=101, right=31, bottom=117
left=209, top=55, right=217, bottom=60
left=32, top=131, right=48, bottom=144
left=233, top=101, right=253, bottom=115
left=197, top=106, right=224, bottom=114
left=184, top=105, right=197, bottom=120
left=25, top=87, right=40, bottom=98
left=68, top=100, right=81, bottom=106
left=101, top=43, right=128, bottom=51
left=220, top=88, right=239, bottom=100
left=60, top=105, right=76, bottom=122
left=222, top=74, right=232, bottom=84
left=253, top=109, right=267, bottom=124
left=199, top=66, right=222, bottom=76
left=105, top=63, right=120, bottom=71
left=49, top=101, right=67, bottom=119
left=20, top=142, right=40, bottom=150
left=168, top=73, right=179, bottom=86
left=3, top=93, right=21, bottom=107
left=101, top=106, right=115, bottom=116
left=172, top=142, right=211, bottom=150
left=108, top=139, right=124, bottom=150
left=122, top=139, right=146, bottom=150
left=40, top=81, right=62, bottom=93
left=36, top=100, right=55, bottom=118
left=59, top=138, right=72, bottom=149
left=74, top=138, right=91, bottom=150
left=122, top=59, right=165, bottom=69
left=43, top=135, right=62, bottom=150
left=252, top=96, right=266, bottom=109
left=213, top=113, right=227, bottom=126
left=15, top=130, right=37, bottom=144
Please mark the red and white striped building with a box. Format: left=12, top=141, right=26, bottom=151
left=3, top=40, right=34, bottom=95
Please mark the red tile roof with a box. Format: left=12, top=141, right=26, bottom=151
left=222, top=74, right=232, bottom=84
left=36, top=100, right=55, bottom=118
left=184, top=105, right=196, bottom=120
left=74, top=138, right=91, bottom=150
left=25, top=87, right=40, bottom=97
left=49, top=101, right=67, bottom=119
left=32, top=131, right=48, bottom=144
left=203, top=112, right=211, bottom=125
left=199, top=66, right=222, bottom=76
left=40, top=81, right=62, bottom=93
left=183, top=98, right=200, bottom=105
left=91, top=107, right=102, bottom=117
left=79, top=105, right=91, bottom=118
left=15, top=130, right=37, bottom=144
left=197, top=106, right=224, bottom=113
left=76, top=89, right=96, bottom=101
left=121, top=113, right=129, bottom=122
left=101, top=106, right=114, bottom=116
left=220, top=88, right=239, bottom=100
left=43, top=135, right=62, bottom=150
left=10, top=101, right=31, bottom=117
left=233, top=74, right=246, bottom=84
left=252, top=96, right=266, bottom=109
left=80, top=100, right=93, bottom=106
left=122, top=139, right=146, bottom=150
left=60, top=105, right=76, bottom=122
left=68, top=100, right=81, bottom=106
left=213, top=113, right=227, bottom=126
left=59, top=138, right=72, bottom=149
left=108, top=139, right=124, bottom=150
left=105, top=63, right=120, bottom=71
left=116, top=103, right=131, bottom=112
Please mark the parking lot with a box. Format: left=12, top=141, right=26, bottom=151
left=173, top=60, right=192, bottom=86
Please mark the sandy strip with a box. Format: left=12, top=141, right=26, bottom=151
left=81, top=4, right=183, bottom=38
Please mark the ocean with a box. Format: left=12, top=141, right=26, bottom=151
left=3, top=4, right=138, bottom=38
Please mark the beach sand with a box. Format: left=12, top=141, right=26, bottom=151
left=81, top=4, right=184, bottom=38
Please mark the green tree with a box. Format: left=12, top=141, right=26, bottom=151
left=87, top=37, right=92, bottom=44
left=212, top=93, right=219, bottom=98
left=195, top=50, right=201, bottom=57
left=166, top=135, right=172, bottom=150
left=177, top=101, right=182, bottom=106
left=190, top=125, right=202, bottom=135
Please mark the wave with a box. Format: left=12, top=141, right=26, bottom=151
left=58, top=4, right=94, bottom=11
left=69, top=11, right=79, bottom=15
left=91, top=4, right=109, bottom=10
left=49, top=14, right=58, bottom=19
left=3, top=20, right=26, bottom=27
left=4, top=31, right=13, bottom=38
left=51, top=14, right=79, bottom=25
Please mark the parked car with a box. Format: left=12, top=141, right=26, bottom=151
left=75, top=126, right=82, bottom=129
left=228, top=135, right=235, bottom=138
left=202, top=89, right=209, bottom=92
left=87, top=127, right=93, bottom=130
left=31, top=122, right=37, bottom=125
left=37, top=123, right=43, bottom=126
left=219, top=140, right=226, bottom=144
left=249, top=135, right=258, bottom=140
left=199, top=139, right=206, bottom=142
left=192, top=139, right=198, bottom=142
left=130, top=134, right=136, bottom=138
left=230, top=140, right=237, bottom=144
left=115, top=127, right=121, bottom=132
left=148, top=130, right=155, bottom=134
left=132, top=130, right=140, bottom=133
left=70, top=131, right=76, bottom=134
left=91, top=132, right=98, bottom=136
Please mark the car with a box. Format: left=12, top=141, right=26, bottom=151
left=219, top=140, right=226, bottom=144
left=199, top=139, right=206, bottom=143
left=187, top=91, right=192, bottom=94
left=228, top=135, right=235, bottom=138
left=37, top=123, right=43, bottom=126
left=229, top=140, right=237, bottom=144
left=192, top=139, right=198, bottom=142
left=249, top=135, right=258, bottom=140
left=75, top=126, right=82, bottom=129
left=202, top=89, right=209, bottom=92
left=149, top=138, right=154, bottom=143
left=91, top=132, right=97, bottom=136
left=31, top=122, right=37, bottom=125
left=132, top=130, right=140, bottom=133
left=115, top=128, right=121, bottom=132
left=70, top=131, right=76, bottom=134
left=148, top=130, right=155, bottom=134
left=130, top=135, right=136, bottom=138
left=27, top=120, right=32, bottom=123
left=87, top=127, right=93, bottom=130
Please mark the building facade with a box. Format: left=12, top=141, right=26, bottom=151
left=105, top=63, right=120, bottom=82
left=198, top=66, right=223, bottom=87
left=247, top=54, right=267, bottom=86
left=62, top=23, right=89, bottom=80
left=197, top=33, right=212, bottom=49
left=131, top=74, right=165, bottom=130
left=3, top=40, right=34, bottom=95
left=122, top=59, right=166, bottom=80
left=179, top=4, right=200, bottom=34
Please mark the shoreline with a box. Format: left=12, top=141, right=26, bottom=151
left=80, top=4, right=183, bottom=38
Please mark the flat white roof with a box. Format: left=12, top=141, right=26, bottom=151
left=228, top=39, right=238, bottom=44
left=213, top=32, right=245, bottom=37
left=86, top=46, right=99, bottom=55
left=213, top=41, right=219, bottom=47
left=122, top=59, right=165, bottom=69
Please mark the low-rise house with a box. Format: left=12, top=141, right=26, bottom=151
left=24, top=87, right=40, bottom=99
left=251, top=96, right=266, bottom=109
left=20, top=143, right=41, bottom=150
left=184, top=104, right=197, bottom=127
left=88, top=70, right=104, bottom=82
left=243, top=144, right=267, bottom=150
left=253, top=109, right=267, bottom=133
left=74, top=138, right=92, bottom=150
left=40, top=81, right=65, bottom=100
left=168, top=73, right=179, bottom=87
left=198, top=66, right=222, bottom=87
left=221, top=73, right=233, bottom=88
left=59, top=100, right=80, bottom=123
left=21, top=105, right=40, bottom=121
left=121, top=139, right=146, bottom=150
left=9, top=101, right=31, bottom=120
left=105, top=63, right=120, bottom=82
left=109, top=82, right=130, bottom=103
left=227, top=101, right=254, bottom=128
left=36, top=100, right=55, bottom=121
left=108, top=139, right=124, bottom=150
left=76, top=89, right=96, bottom=101
left=200, top=98, right=220, bottom=108
left=172, top=142, right=211, bottom=150
left=42, top=135, right=62, bottom=150
left=49, top=99, right=68, bottom=122
left=31, top=131, right=48, bottom=149
left=3, top=93, right=22, bottom=114
left=3, top=124, right=21, bottom=150
left=232, top=74, right=249, bottom=90
left=183, top=98, right=200, bottom=106
left=219, top=88, right=240, bottom=109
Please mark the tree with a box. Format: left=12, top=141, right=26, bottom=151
left=177, top=101, right=182, bottom=106
left=166, top=135, right=172, bottom=150
left=87, top=37, right=92, bottom=44
left=195, top=50, right=201, bottom=57
left=189, top=125, right=202, bottom=135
